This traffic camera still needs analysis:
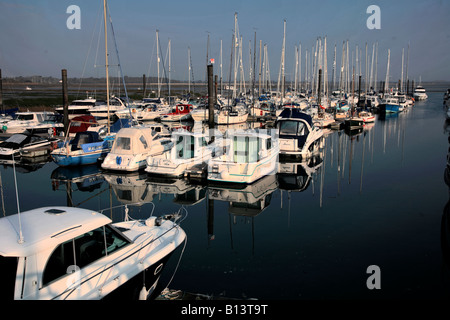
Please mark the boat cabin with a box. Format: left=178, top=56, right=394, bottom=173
left=0, top=207, right=131, bottom=300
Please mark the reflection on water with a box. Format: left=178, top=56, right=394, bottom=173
left=0, top=92, right=449, bottom=299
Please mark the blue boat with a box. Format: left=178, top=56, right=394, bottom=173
left=51, top=131, right=114, bottom=167
left=379, top=96, right=401, bottom=114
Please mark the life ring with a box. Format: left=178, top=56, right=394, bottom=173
left=178, top=105, right=184, bottom=112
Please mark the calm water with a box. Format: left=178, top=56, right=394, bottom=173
left=1, top=90, right=449, bottom=300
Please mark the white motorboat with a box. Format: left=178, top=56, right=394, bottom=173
left=207, top=129, right=279, bottom=184
left=134, top=104, right=172, bottom=121
left=88, top=97, right=127, bottom=119
left=0, top=133, right=58, bottom=158
left=55, top=98, right=96, bottom=119
left=214, top=105, right=249, bottom=125
left=145, top=129, right=223, bottom=178
left=358, top=110, right=375, bottom=123
left=277, top=108, right=324, bottom=159
left=101, top=126, right=173, bottom=172
left=0, top=205, right=186, bottom=300
left=413, top=86, right=428, bottom=101
left=1, top=112, right=60, bottom=135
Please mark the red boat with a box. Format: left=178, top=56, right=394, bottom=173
left=160, top=104, right=193, bottom=122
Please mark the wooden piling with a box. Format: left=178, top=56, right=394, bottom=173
left=61, top=69, right=69, bottom=135
left=143, top=74, right=146, bottom=97
left=207, top=64, right=214, bottom=129
left=0, top=69, right=3, bottom=112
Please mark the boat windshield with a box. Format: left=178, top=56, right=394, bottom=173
left=113, top=137, right=131, bottom=153
left=16, top=114, right=34, bottom=121
left=5, top=134, right=28, bottom=144
left=175, top=135, right=195, bottom=159
left=0, top=255, right=19, bottom=300
left=42, top=225, right=130, bottom=286
left=279, top=120, right=308, bottom=136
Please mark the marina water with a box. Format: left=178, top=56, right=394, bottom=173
left=1, top=89, right=449, bottom=299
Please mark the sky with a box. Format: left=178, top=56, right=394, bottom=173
left=0, top=0, right=449, bottom=83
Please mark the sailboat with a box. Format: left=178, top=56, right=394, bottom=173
left=51, top=0, right=123, bottom=167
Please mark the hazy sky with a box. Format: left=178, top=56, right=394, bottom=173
left=1, top=0, right=449, bottom=83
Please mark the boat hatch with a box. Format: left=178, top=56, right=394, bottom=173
left=44, top=208, right=66, bottom=215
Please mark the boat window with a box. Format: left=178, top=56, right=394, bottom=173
left=266, top=138, right=272, bottom=150
left=42, top=238, right=76, bottom=285
left=5, top=134, right=28, bottom=144
left=297, top=122, right=308, bottom=136
left=16, top=114, right=34, bottom=121
left=115, top=137, right=131, bottom=151
left=139, top=135, right=148, bottom=149
left=279, top=121, right=298, bottom=135
left=42, top=225, right=130, bottom=287
left=176, top=135, right=194, bottom=159
left=0, top=255, right=19, bottom=300
left=104, top=225, right=130, bottom=255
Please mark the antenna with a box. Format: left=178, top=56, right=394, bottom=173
left=12, top=154, right=24, bottom=244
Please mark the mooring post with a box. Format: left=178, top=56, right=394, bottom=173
left=143, top=74, right=146, bottom=98
left=62, top=69, right=69, bottom=136
left=208, top=64, right=214, bottom=129
left=0, top=69, right=3, bottom=112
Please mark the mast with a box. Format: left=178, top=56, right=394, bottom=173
left=384, top=49, right=390, bottom=94
left=401, top=47, right=404, bottom=93
left=156, top=29, right=160, bottom=98
left=188, top=46, right=191, bottom=93
left=168, top=38, right=171, bottom=101
left=103, top=0, right=110, bottom=134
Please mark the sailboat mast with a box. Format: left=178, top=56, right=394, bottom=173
left=384, top=49, right=390, bottom=94
left=156, top=30, right=161, bottom=98
left=103, top=0, right=110, bottom=134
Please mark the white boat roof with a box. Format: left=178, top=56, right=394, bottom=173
left=0, top=206, right=111, bottom=257
left=116, top=126, right=155, bottom=138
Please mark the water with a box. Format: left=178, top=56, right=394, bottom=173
left=1, top=90, right=449, bottom=300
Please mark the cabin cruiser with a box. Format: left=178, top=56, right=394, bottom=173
left=145, top=129, right=223, bottom=178
left=413, top=86, right=428, bottom=101
left=0, top=133, right=58, bottom=158
left=207, top=129, right=279, bottom=184
left=88, top=97, right=127, bottom=120
left=101, top=126, right=173, bottom=172
left=55, top=98, right=96, bottom=119
left=379, top=95, right=401, bottom=114
left=277, top=108, right=323, bottom=159
left=214, top=104, right=249, bottom=125
left=0, top=205, right=186, bottom=300
left=133, top=104, right=172, bottom=121
left=0, top=112, right=61, bottom=135
left=51, top=131, right=113, bottom=167
left=160, top=104, right=193, bottom=122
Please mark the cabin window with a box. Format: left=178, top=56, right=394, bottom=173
left=279, top=121, right=298, bottom=135
left=16, top=114, right=34, bottom=121
left=42, top=225, right=130, bottom=286
left=116, top=137, right=131, bottom=151
left=176, top=135, right=194, bottom=159
left=233, top=136, right=260, bottom=163
left=297, top=122, right=308, bottom=136
left=0, top=255, right=19, bottom=300
left=139, top=135, right=148, bottom=149
left=266, top=138, right=272, bottom=150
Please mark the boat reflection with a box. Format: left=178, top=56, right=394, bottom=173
left=208, top=173, right=278, bottom=217
left=51, top=164, right=105, bottom=192
left=277, top=154, right=323, bottom=192
left=102, top=171, right=154, bottom=206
